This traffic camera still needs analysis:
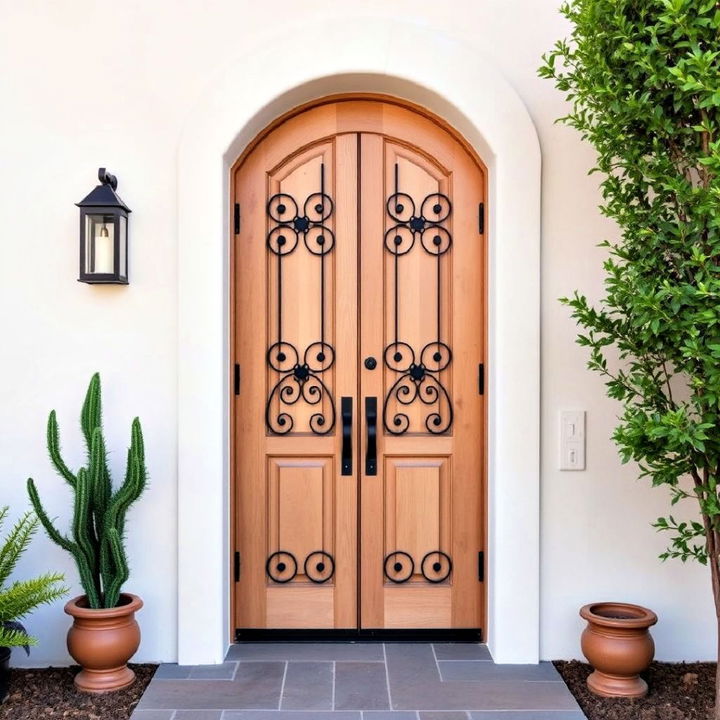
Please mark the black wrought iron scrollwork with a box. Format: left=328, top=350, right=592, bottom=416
left=265, top=164, right=336, bottom=435
left=383, top=551, right=415, bottom=583
left=304, top=551, right=335, bottom=584
left=266, top=551, right=298, bottom=584
left=383, top=550, right=452, bottom=584
left=383, top=164, right=453, bottom=435
left=265, top=343, right=336, bottom=435
left=420, top=550, right=453, bottom=583
left=266, top=550, right=335, bottom=584
left=383, top=341, right=453, bottom=435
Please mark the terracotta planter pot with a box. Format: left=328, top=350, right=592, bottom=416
left=580, top=602, right=657, bottom=698
left=65, top=593, right=143, bottom=693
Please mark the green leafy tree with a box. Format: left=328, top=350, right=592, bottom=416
left=0, top=508, right=68, bottom=651
left=539, top=0, right=720, bottom=711
left=27, top=373, right=147, bottom=609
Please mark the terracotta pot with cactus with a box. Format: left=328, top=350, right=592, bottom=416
left=27, top=373, right=147, bottom=693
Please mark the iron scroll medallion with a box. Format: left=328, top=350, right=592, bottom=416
left=265, top=164, right=336, bottom=435
left=383, top=550, right=453, bottom=584
left=383, top=551, right=415, bottom=583
left=266, top=550, right=335, bottom=584
left=382, top=164, right=454, bottom=435
left=266, top=551, right=298, bottom=584
left=304, top=551, right=335, bottom=584
left=420, top=550, right=453, bottom=583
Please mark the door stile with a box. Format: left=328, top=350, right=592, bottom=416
left=354, top=132, right=363, bottom=631
left=234, top=144, right=268, bottom=628
left=445, top=145, right=485, bottom=627
left=332, top=133, right=360, bottom=627
left=358, top=133, right=386, bottom=628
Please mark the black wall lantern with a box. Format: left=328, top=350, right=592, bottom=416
left=76, top=168, right=131, bottom=284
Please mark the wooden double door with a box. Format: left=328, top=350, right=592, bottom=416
left=232, top=98, right=485, bottom=632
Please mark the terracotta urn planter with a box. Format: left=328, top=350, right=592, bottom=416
left=65, top=593, right=143, bottom=693
left=580, top=602, right=657, bottom=698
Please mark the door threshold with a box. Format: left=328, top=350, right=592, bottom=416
left=235, top=628, right=482, bottom=642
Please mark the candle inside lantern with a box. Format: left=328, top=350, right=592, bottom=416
left=94, top=224, right=114, bottom=274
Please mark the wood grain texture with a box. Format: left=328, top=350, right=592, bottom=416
left=266, top=586, right=335, bottom=628
left=384, top=587, right=452, bottom=628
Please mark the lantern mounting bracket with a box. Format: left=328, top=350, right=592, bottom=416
left=98, top=168, right=118, bottom=190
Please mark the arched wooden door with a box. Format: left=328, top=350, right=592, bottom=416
left=232, top=98, right=486, bottom=634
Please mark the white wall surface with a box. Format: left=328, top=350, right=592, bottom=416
left=0, top=0, right=714, bottom=665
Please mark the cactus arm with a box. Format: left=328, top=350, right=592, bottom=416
left=130, top=417, right=144, bottom=462
left=28, top=477, right=101, bottom=608
left=46, top=411, right=76, bottom=488
left=100, top=418, right=147, bottom=607
left=73, top=548, right=101, bottom=609
left=89, top=427, right=111, bottom=527
left=72, top=468, right=100, bottom=602
left=80, top=373, right=102, bottom=452
left=104, top=528, right=129, bottom=609
left=106, top=454, right=145, bottom=545
left=103, top=450, right=141, bottom=547
left=90, top=427, right=112, bottom=601
left=107, top=419, right=147, bottom=538
left=81, top=374, right=111, bottom=488
left=27, top=479, right=74, bottom=554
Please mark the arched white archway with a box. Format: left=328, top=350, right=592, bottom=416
left=177, top=19, right=540, bottom=665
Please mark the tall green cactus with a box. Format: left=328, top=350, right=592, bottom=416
left=26, top=374, right=147, bottom=609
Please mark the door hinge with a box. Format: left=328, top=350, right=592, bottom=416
left=234, top=363, right=240, bottom=396
left=478, top=363, right=485, bottom=395
left=234, top=203, right=241, bottom=235
left=478, top=202, right=485, bottom=235
left=234, top=551, right=241, bottom=582
left=478, top=551, right=485, bottom=582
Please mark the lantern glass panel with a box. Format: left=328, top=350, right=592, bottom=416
left=119, top=214, right=127, bottom=278
left=85, top=214, right=116, bottom=275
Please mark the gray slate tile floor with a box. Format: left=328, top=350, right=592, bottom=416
left=132, top=643, right=586, bottom=719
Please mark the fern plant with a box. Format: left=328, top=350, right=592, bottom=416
left=27, top=373, right=147, bottom=609
left=0, top=508, right=67, bottom=651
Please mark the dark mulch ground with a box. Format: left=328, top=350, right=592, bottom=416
left=0, top=665, right=157, bottom=719
left=555, top=660, right=716, bottom=720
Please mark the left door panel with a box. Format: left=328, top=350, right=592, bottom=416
left=233, top=117, right=358, bottom=629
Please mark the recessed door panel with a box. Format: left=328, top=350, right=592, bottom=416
left=233, top=98, right=485, bottom=632
left=384, top=457, right=452, bottom=580
left=267, top=457, right=335, bottom=584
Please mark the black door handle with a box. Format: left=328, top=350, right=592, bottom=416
left=341, top=397, right=352, bottom=476
left=365, top=397, right=377, bottom=476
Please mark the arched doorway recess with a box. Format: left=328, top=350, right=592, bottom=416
left=177, top=17, right=540, bottom=665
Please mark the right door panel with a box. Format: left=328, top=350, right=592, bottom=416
left=359, top=122, right=485, bottom=629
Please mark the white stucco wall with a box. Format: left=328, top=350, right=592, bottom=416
left=0, top=0, right=713, bottom=665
